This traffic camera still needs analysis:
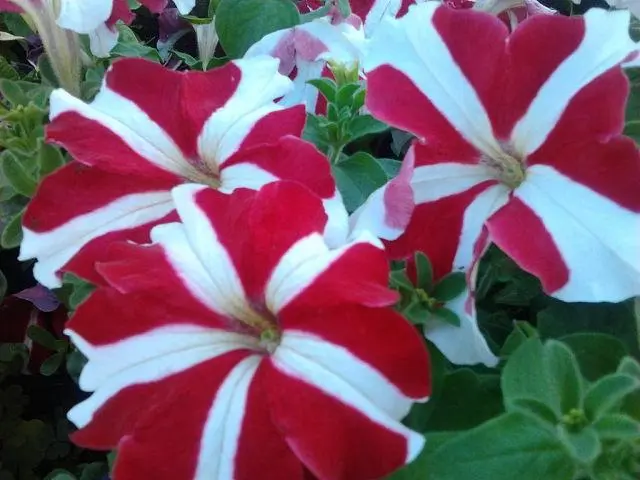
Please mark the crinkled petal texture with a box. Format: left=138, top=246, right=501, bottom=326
left=244, top=17, right=364, bottom=113
left=365, top=4, right=640, bottom=307
left=19, top=56, right=348, bottom=288
left=66, top=182, right=430, bottom=480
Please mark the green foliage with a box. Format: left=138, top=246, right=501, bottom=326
left=216, top=0, right=300, bottom=57
left=391, top=253, right=466, bottom=329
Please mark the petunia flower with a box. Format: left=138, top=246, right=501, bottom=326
left=244, top=15, right=365, bottom=113
left=65, top=181, right=430, bottom=480
left=468, top=0, right=556, bottom=31
left=244, top=0, right=428, bottom=113
left=19, top=56, right=348, bottom=289
left=364, top=3, right=640, bottom=364
left=0, top=0, right=196, bottom=57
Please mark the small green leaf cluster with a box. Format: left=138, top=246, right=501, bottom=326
left=391, top=252, right=467, bottom=328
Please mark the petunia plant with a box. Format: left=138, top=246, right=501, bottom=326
left=0, top=0, right=639, bottom=479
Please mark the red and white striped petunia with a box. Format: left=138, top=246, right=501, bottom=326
left=364, top=3, right=640, bottom=362
left=65, top=181, right=430, bottom=480
left=20, top=56, right=348, bottom=288
left=0, top=0, right=194, bottom=56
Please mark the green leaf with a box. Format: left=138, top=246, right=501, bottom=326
left=432, top=308, right=461, bottom=327
left=538, top=299, right=639, bottom=357
left=37, top=54, right=59, bottom=88
left=414, top=251, right=433, bottom=291
left=389, top=269, right=414, bottom=291
left=111, top=25, right=161, bottom=61
left=27, top=324, right=58, bottom=350
left=584, top=373, right=640, bottom=420
left=66, top=349, right=87, bottom=383
left=432, top=271, right=466, bottom=302
left=545, top=341, right=584, bottom=414
left=0, top=78, right=28, bottom=106
left=421, top=412, right=575, bottom=480
left=501, top=320, right=539, bottom=357
left=502, top=339, right=583, bottom=416
left=332, top=151, right=388, bottom=212
left=45, top=471, right=76, bottom=480
left=617, top=356, right=640, bottom=379
left=424, top=369, right=503, bottom=431
left=558, top=425, right=601, bottom=465
left=216, top=0, right=299, bottom=57
left=335, top=83, right=360, bottom=109
left=64, top=274, right=95, bottom=311
left=1, top=207, right=24, bottom=249
left=39, top=352, right=64, bottom=376
left=337, top=0, right=351, bottom=17
left=347, top=114, right=388, bottom=142
left=1, top=150, right=37, bottom=197
left=38, top=143, right=66, bottom=177
left=510, top=398, right=559, bottom=425
left=0, top=56, right=18, bottom=81
left=559, top=332, right=628, bottom=382
left=308, top=78, right=337, bottom=103
left=593, top=413, right=640, bottom=440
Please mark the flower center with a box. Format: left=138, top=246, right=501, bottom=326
left=235, top=305, right=281, bottom=354
left=187, top=159, right=222, bottom=189
left=481, top=144, right=526, bottom=189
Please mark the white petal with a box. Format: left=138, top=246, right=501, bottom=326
left=87, top=23, right=119, bottom=57
left=265, top=231, right=383, bottom=313
left=197, top=56, right=292, bottom=167
left=50, top=88, right=197, bottom=178
left=168, top=184, right=258, bottom=320
left=173, top=0, right=196, bottom=15
left=364, top=2, right=503, bottom=158
left=272, top=343, right=425, bottom=463
left=194, top=356, right=261, bottom=480
left=19, top=192, right=174, bottom=288
left=56, top=0, right=112, bottom=34
left=511, top=8, right=637, bottom=155
left=426, top=291, right=499, bottom=367
left=67, top=328, right=251, bottom=428
left=515, top=165, right=640, bottom=302
left=281, top=331, right=422, bottom=419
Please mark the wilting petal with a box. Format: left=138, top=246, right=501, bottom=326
left=87, top=23, right=119, bottom=58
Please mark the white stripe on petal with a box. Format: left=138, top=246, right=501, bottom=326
left=67, top=333, right=252, bottom=428
left=219, top=162, right=279, bottom=193
left=281, top=331, right=423, bottom=419
left=426, top=291, right=498, bottom=367
left=272, top=344, right=425, bottom=463
left=170, top=184, right=258, bottom=320
left=197, top=56, right=292, bottom=168
left=50, top=88, right=196, bottom=178
left=515, top=165, right=640, bottom=302
left=452, top=183, right=509, bottom=271
left=511, top=8, right=636, bottom=155
left=19, top=192, right=174, bottom=288
left=67, top=325, right=257, bottom=392
left=194, top=356, right=261, bottom=480
left=265, top=232, right=383, bottom=313
left=412, top=163, right=497, bottom=205
left=364, top=2, right=502, bottom=158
